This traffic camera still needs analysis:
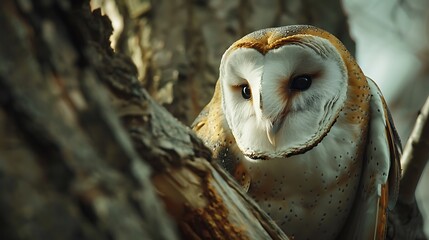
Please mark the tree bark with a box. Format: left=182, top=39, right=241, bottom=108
left=0, top=1, right=287, bottom=239
left=0, top=1, right=176, bottom=239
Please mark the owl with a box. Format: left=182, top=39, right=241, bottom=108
left=192, top=25, right=401, bottom=239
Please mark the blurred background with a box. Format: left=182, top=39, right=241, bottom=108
left=90, top=0, right=429, bottom=236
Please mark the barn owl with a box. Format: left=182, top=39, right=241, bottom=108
left=192, top=25, right=401, bottom=239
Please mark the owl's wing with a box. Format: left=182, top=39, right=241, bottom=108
left=341, top=78, right=402, bottom=239
left=192, top=82, right=251, bottom=190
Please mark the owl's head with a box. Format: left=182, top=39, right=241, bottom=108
left=219, top=25, right=350, bottom=159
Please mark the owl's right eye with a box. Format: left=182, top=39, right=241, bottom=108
left=241, top=85, right=252, bottom=99
left=290, top=75, right=312, bottom=91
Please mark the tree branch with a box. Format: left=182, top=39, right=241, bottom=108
left=387, top=96, right=429, bottom=239
left=400, top=96, right=429, bottom=204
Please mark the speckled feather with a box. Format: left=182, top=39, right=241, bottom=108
left=192, top=25, right=401, bottom=239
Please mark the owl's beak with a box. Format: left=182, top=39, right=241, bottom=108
left=266, top=119, right=282, bottom=146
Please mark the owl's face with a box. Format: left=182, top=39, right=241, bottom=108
left=220, top=31, right=349, bottom=159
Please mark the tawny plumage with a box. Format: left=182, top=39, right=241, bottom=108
left=192, top=25, right=401, bottom=239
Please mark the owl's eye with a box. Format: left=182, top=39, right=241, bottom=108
left=290, top=75, right=312, bottom=91
left=241, top=85, right=252, bottom=99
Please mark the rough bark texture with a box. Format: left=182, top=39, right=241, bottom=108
left=92, top=0, right=354, bottom=125
left=0, top=1, right=176, bottom=239
left=0, top=1, right=288, bottom=239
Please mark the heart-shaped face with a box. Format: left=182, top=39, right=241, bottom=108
left=220, top=27, right=348, bottom=159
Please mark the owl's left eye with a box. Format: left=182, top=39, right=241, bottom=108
left=241, top=85, right=252, bottom=99
left=290, top=75, right=312, bottom=91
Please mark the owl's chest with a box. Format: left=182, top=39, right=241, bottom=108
left=242, top=121, right=365, bottom=240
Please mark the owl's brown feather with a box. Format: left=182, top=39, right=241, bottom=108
left=382, top=93, right=402, bottom=209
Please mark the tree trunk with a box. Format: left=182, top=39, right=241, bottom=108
left=0, top=1, right=287, bottom=239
